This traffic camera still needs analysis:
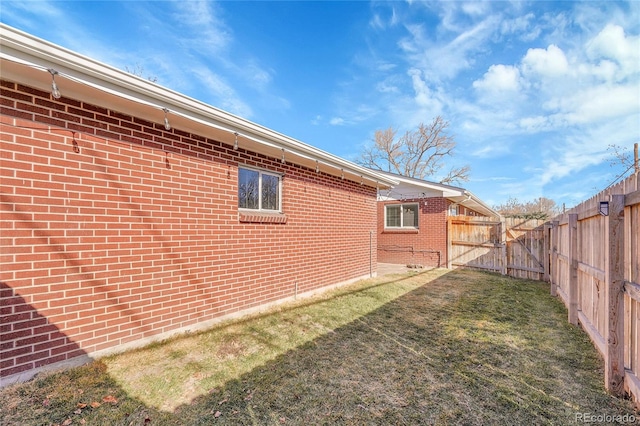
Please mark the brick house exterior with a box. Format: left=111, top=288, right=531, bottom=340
left=0, top=25, right=396, bottom=385
left=375, top=171, right=499, bottom=268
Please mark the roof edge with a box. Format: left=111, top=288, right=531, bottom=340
left=372, top=170, right=500, bottom=217
left=0, top=24, right=397, bottom=187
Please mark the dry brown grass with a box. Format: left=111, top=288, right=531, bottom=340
left=1, top=268, right=636, bottom=425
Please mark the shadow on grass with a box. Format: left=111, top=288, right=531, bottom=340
left=1, top=269, right=637, bottom=425
left=172, top=270, right=635, bottom=425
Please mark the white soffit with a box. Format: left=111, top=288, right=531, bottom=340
left=0, top=24, right=397, bottom=189
left=373, top=170, right=500, bottom=217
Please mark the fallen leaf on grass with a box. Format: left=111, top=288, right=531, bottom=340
left=214, top=411, right=221, bottom=418
left=102, top=395, right=118, bottom=404
left=218, top=398, right=228, bottom=405
left=74, top=409, right=82, bottom=415
left=77, top=403, right=87, bottom=409
left=62, top=419, right=72, bottom=426
left=90, top=401, right=101, bottom=408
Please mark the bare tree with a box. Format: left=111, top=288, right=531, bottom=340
left=493, top=197, right=561, bottom=220
left=359, top=116, right=470, bottom=184
left=124, top=64, right=158, bottom=83
left=608, top=143, right=639, bottom=175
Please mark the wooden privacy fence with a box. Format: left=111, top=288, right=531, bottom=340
left=447, top=216, right=547, bottom=281
left=549, top=173, right=640, bottom=402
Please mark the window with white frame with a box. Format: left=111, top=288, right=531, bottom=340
left=238, top=166, right=281, bottom=212
left=385, top=203, right=418, bottom=228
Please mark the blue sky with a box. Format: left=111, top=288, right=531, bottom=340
left=2, top=1, right=639, bottom=209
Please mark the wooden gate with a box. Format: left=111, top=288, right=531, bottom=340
left=447, top=217, right=503, bottom=274
left=504, top=218, right=547, bottom=280
left=447, top=217, right=546, bottom=280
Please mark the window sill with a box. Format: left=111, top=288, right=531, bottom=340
left=382, top=228, right=419, bottom=234
left=239, top=211, right=287, bottom=224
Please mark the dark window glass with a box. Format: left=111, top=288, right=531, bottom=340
left=239, top=167, right=280, bottom=211
left=386, top=203, right=418, bottom=228
left=238, top=168, right=259, bottom=209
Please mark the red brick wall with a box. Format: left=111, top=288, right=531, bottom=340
left=377, top=197, right=448, bottom=267
left=0, top=80, right=378, bottom=382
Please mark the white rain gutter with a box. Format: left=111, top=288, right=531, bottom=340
left=371, top=170, right=500, bottom=217
left=0, top=23, right=397, bottom=188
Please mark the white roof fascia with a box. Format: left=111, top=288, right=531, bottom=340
left=455, top=190, right=502, bottom=218
left=390, top=174, right=464, bottom=197
left=0, top=24, right=397, bottom=188
left=372, top=170, right=464, bottom=197
left=372, top=170, right=500, bottom=217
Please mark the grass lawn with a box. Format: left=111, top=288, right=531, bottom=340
left=1, top=268, right=636, bottom=425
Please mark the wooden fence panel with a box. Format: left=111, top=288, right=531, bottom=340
left=447, top=217, right=546, bottom=279
left=554, top=219, right=570, bottom=306
left=624, top=175, right=640, bottom=401
left=448, top=217, right=502, bottom=273
left=549, top=173, right=639, bottom=401
left=449, top=174, right=640, bottom=402
left=576, top=210, right=607, bottom=349
left=504, top=218, right=546, bottom=281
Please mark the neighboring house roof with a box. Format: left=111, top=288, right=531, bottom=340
left=373, top=170, right=500, bottom=218
left=0, top=24, right=396, bottom=189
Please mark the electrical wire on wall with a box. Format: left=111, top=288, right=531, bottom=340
left=377, top=245, right=442, bottom=268
left=380, top=189, right=431, bottom=201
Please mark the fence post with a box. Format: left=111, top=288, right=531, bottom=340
left=543, top=222, right=551, bottom=283
left=500, top=217, right=507, bottom=275
left=568, top=214, right=578, bottom=325
left=550, top=220, right=559, bottom=296
left=606, top=194, right=625, bottom=396
left=446, top=218, right=452, bottom=269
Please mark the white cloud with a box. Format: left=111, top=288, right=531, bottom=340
left=376, top=61, right=397, bottom=72
left=540, top=148, right=604, bottom=186
left=171, top=0, right=230, bottom=53
left=191, top=67, right=253, bottom=118
left=518, top=116, right=552, bottom=133
left=408, top=68, right=443, bottom=116
left=369, top=14, right=385, bottom=30
left=586, top=24, right=640, bottom=81
left=500, top=13, right=540, bottom=41
left=461, top=2, right=490, bottom=17
left=369, top=4, right=399, bottom=30
left=473, top=64, right=522, bottom=93
left=390, top=7, right=400, bottom=26
left=243, top=61, right=274, bottom=90
left=548, top=83, right=639, bottom=124
left=330, top=117, right=346, bottom=126
left=376, top=79, right=400, bottom=94
left=471, top=142, right=511, bottom=159
left=0, top=0, right=63, bottom=26
left=538, top=112, right=636, bottom=188
left=580, top=60, right=620, bottom=83
left=521, top=44, right=569, bottom=78
left=471, top=176, right=517, bottom=183
left=398, top=13, right=499, bottom=82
